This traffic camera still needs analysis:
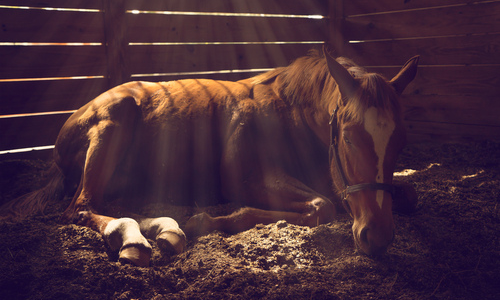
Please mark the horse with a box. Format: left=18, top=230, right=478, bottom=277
left=1, top=48, right=419, bottom=267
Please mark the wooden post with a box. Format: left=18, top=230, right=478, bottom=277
left=102, top=0, right=130, bottom=89
left=328, top=0, right=349, bottom=57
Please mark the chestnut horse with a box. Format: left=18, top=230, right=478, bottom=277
left=2, top=49, right=419, bottom=266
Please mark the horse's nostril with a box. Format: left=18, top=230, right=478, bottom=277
left=358, top=226, right=393, bottom=256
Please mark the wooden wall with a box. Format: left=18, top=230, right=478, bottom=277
left=1, top=0, right=499, bottom=160
left=0, top=0, right=327, bottom=159
left=330, top=0, right=500, bottom=143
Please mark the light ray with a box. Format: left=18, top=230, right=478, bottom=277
left=0, top=145, right=55, bottom=155
left=127, top=10, right=323, bottom=19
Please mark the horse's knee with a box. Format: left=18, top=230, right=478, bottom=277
left=304, top=197, right=336, bottom=226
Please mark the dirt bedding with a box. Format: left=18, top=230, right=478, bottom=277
left=0, top=141, right=499, bottom=300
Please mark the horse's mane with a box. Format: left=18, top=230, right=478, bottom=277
left=251, top=49, right=401, bottom=123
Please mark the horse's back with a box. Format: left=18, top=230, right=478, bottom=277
left=56, top=79, right=254, bottom=157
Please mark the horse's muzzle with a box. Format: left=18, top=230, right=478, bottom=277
left=355, top=223, right=395, bottom=256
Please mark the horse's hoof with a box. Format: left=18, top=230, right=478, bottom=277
left=184, top=212, right=215, bottom=238
left=119, top=245, right=151, bottom=267
left=157, top=230, right=186, bottom=255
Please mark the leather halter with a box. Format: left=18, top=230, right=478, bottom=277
left=328, top=104, right=396, bottom=214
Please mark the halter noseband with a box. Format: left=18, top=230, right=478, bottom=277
left=328, top=104, right=396, bottom=214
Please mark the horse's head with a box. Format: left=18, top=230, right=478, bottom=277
left=325, top=50, right=419, bottom=255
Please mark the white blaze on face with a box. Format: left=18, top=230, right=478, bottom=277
left=363, top=107, right=396, bottom=209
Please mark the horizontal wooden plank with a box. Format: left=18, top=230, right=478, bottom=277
left=0, top=78, right=108, bottom=115
left=405, top=120, right=500, bottom=143
left=344, top=1, right=500, bottom=41
left=0, top=46, right=107, bottom=80
left=128, top=43, right=320, bottom=75
left=125, top=0, right=328, bottom=15
left=346, top=33, right=500, bottom=66
left=0, top=114, right=69, bottom=151
left=343, top=0, right=478, bottom=16
left=126, top=14, right=327, bottom=43
left=0, top=7, right=104, bottom=42
left=402, top=95, right=500, bottom=127
left=0, top=0, right=103, bottom=9
left=368, top=66, right=500, bottom=97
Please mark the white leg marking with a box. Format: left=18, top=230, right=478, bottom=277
left=139, top=217, right=186, bottom=254
left=364, top=107, right=395, bottom=209
left=103, top=218, right=151, bottom=252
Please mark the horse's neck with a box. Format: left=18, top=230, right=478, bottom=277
left=302, top=89, right=340, bottom=148
left=293, top=105, right=331, bottom=148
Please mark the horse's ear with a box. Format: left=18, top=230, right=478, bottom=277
left=390, top=55, right=420, bottom=95
left=324, top=46, right=357, bottom=100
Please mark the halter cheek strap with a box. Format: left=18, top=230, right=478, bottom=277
left=329, top=105, right=396, bottom=213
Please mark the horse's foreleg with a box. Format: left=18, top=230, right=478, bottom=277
left=205, top=129, right=336, bottom=236
left=77, top=211, right=152, bottom=267
left=185, top=197, right=335, bottom=237
left=185, top=207, right=303, bottom=236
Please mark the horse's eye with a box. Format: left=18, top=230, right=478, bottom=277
left=343, top=135, right=351, bottom=144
